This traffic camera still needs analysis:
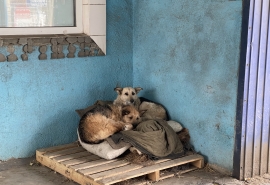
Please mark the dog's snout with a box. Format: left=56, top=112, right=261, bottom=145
left=130, top=99, right=134, bottom=103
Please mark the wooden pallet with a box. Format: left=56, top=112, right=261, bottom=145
left=36, top=142, right=204, bottom=185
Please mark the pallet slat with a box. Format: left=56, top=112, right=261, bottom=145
left=90, top=163, right=143, bottom=181
left=70, top=158, right=118, bottom=171
left=61, top=154, right=101, bottom=167
left=99, top=154, right=204, bottom=185
left=54, top=151, right=91, bottom=162
left=37, top=142, right=79, bottom=155
left=79, top=160, right=130, bottom=175
left=45, top=146, right=85, bottom=158
left=36, top=143, right=204, bottom=185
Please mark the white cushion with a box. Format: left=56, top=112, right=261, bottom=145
left=167, top=120, right=183, bottom=132
left=77, top=130, right=131, bottom=160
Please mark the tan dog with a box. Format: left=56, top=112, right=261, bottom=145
left=78, top=104, right=142, bottom=144
left=113, top=87, right=168, bottom=121
left=113, top=87, right=143, bottom=109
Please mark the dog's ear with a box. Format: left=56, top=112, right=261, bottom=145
left=134, top=87, right=143, bottom=94
left=114, top=87, right=123, bottom=95
left=139, top=110, right=147, bottom=116
left=122, top=109, right=130, bottom=115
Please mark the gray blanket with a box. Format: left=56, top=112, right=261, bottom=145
left=110, top=119, right=184, bottom=159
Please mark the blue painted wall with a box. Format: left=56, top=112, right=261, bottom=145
left=1, top=0, right=243, bottom=173
left=0, top=0, right=133, bottom=160
left=133, top=1, right=242, bottom=171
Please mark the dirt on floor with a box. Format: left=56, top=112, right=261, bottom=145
left=1, top=157, right=270, bottom=185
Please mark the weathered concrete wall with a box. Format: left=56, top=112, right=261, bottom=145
left=0, top=0, right=133, bottom=160
left=1, top=0, right=243, bottom=172
left=133, top=0, right=242, bottom=171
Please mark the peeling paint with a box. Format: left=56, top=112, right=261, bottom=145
left=0, top=34, right=104, bottom=62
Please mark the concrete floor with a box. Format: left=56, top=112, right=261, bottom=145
left=1, top=157, right=270, bottom=185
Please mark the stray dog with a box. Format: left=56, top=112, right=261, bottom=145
left=113, top=87, right=143, bottom=109
left=78, top=104, right=142, bottom=144
left=113, top=87, right=168, bottom=121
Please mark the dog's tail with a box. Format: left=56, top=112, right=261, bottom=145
left=178, top=128, right=190, bottom=144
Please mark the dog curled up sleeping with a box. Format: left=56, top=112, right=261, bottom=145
left=78, top=104, right=143, bottom=144
left=113, top=87, right=168, bottom=121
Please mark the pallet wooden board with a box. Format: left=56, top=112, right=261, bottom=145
left=36, top=142, right=204, bottom=185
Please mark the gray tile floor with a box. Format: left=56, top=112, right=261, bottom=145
left=1, top=157, right=270, bottom=185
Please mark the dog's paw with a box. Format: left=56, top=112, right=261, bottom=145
left=123, top=124, right=133, bottom=130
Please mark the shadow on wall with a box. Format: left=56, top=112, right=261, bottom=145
left=139, top=88, right=172, bottom=120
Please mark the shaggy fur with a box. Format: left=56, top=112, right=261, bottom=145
left=78, top=104, right=142, bottom=144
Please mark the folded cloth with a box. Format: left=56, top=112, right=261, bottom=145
left=106, top=137, right=131, bottom=149
left=110, top=119, right=184, bottom=160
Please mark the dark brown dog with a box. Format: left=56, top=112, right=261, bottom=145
left=78, top=104, right=142, bottom=144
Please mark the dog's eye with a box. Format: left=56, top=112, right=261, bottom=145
left=132, top=92, right=135, bottom=95
left=129, top=116, right=133, bottom=120
left=125, top=93, right=128, bottom=96
left=123, top=110, right=130, bottom=115
left=136, top=117, right=139, bottom=120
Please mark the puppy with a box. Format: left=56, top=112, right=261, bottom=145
left=113, top=87, right=143, bottom=109
left=78, top=104, right=142, bottom=144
